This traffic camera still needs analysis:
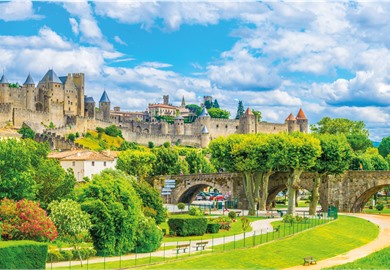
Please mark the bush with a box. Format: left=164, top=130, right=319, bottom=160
left=228, top=211, right=237, bottom=219
left=47, top=247, right=96, bottom=262
left=133, top=218, right=163, bottom=253
left=188, top=206, right=203, bottom=216
left=177, top=202, right=186, bottom=211
left=96, top=127, right=104, bottom=133
left=206, top=223, right=220, bottom=234
left=67, top=133, right=75, bottom=142
left=168, top=217, right=207, bottom=236
left=0, top=240, right=48, bottom=269
left=104, top=125, right=123, bottom=138
left=376, top=204, right=384, bottom=212
left=148, top=141, right=155, bottom=148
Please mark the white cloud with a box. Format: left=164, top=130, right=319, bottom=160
left=114, top=36, right=127, bottom=46
left=0, top=0, right=41, bottom=22
left=69, top=18, right=79, bottom=35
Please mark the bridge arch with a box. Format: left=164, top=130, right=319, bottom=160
left=176, top=182, right=227, bottom=203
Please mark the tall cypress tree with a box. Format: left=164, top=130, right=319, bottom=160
left=235, top=100, right=244, bottom=119
left=213, top=99, right=220, bottom=108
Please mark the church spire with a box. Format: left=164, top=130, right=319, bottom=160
left=181, top=96, right=186, bottom=108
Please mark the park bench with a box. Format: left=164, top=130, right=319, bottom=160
left=175, top=244, right=190, bottom=254
left=316, top=211, right=324, bottom=218
left=303, top=256, right=317, bottom=266
left=235, top=211, right=241, bottom=217
left=194, top=241, right=208, bottom=251
left=273, top=225, right=281, bottom=232
left=218, top=222, right=231, bottom=231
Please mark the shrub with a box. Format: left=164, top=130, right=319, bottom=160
left=60, top=249, right=73, bottom=261
left=148, top=141, right=155, bottom=148
left=283, top=214, right=295, bottom=225
left=177, top=202, right=186, bottom=211
left=228, top=211, right=237, bottom=219
left=47, top=247, right=96, bottom=262
left=167, top=217, right=207, bottom=236
left=188, top=206, right=203, bottom=216
left=0, top=198, right=58, bottom=241
left=104, top=125, right=123, bottom=138
left=67, top=133, right=75, bottom=142
left=133, top=218, right=163, bottom=253
left=0, top=240, right=48, bottom=269
left=206, top=223, right=220, bottom=234
left=376, top=204, right=384, bottom=212
left=96, top=127, right=104, bottom=133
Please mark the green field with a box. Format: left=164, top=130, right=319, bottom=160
left=329, top=245, right=390, bottom=269
left=143, top=215, right=379, bottom=269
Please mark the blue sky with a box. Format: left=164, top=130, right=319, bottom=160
left=1, top=1, right=390, bottom=141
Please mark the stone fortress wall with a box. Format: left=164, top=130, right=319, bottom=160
left=0, top=70, right=309, bottom=148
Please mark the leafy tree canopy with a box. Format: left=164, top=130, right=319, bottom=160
left=235, top=100, right=244, bottom=119
left=378, top=136, right=390, bottom=158
left=116, top=149, right=156, bottom=180
left=208, top=108, right=230, bottom=119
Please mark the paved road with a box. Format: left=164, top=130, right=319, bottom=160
left=284, top=213, right=390, bottom=270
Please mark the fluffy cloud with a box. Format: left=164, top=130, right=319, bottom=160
left=0, top=0, right=41, bottom=22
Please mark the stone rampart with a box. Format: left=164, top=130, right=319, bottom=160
left=257, top=122, right=288, bottom=134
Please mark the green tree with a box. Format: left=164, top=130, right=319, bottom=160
left=363, top=148, right=388, bottom=170
left=35, top=160, right=76, bottom=209
left=116, top=149, right=156, bottom=181
left=235, top=100, right=244, bottom=119
left=213, top=99, right=220, bottom=109
left=204, top=100, right=213, bottom=109
left=76, top=169, right=144, bottom=255
left=152, top=146, right=182, bottom=175
left=18, top=126, right=35, bottom=139
left=185, top=104, right=202, bottom=116
left=48, top=199, right=91, bottom=265
left=309, top=134, right=352, bottom=215
left=310, top=117, right=371, bottom=152
left=282, top=133, right=321, bottom=215
left=252, top=109, right=262, bottom=122
left=0, top=139, right=37, bottom=200
left=208, top=108, right=230, bottom=119
left=185, top=150, right=215, bottom=174
left=68, top=133, right=76, bottom=142
left=132, top=180, right=167, bottom=224
left=378, top=136, right=390, bottom=158
left=105, top=125, right=123, bottom=138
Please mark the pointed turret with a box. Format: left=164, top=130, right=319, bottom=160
left=201, top=125, right=210, bottom=147
left=99, top=90, right=110, bottom=103
left=39, top=69, right=62, bottom=84
left=199, top=106, right=210, bottom=117
left=181, top=96, right=186, bottom=108
left=0, top=74, right=9, bottom=84
left=23, top=74, right=35, bottom=85
left=201, top=125, right=209, bottom=134
left=245, top=107, right=253, bottom=115
left=285, top=113, right=296, bottom=121
left=296, top=108, right=307, bottom=120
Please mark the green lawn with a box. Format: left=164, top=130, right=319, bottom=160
left=160, top=215, right=264, bottom=242
left=329, top=246, right=390, bottom=269
left=143, top=215, right=379, bottom=269
left=362, top=207, right=390, bottom=215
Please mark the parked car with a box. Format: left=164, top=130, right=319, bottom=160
left=195, top=192, right=211, bottom=200
left=210, top=193, right=224, bottom=201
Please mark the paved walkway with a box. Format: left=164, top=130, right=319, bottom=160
left=46, top=217, right=280, bottom=268
left=284, top=213, right=390, bottom=270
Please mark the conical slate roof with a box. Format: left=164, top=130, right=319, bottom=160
left=23, top=74, right=35, bottom=85
left=199, top=107, right=210, bottom=117
left=285, top=113, right=296, bottom=121
left=296, top=108, right=307, bottom=120
left=175, top=115, right=184, bottom=120
left=40, top=69, right=62, bottom=84
left=99, top=90, right=110, bottom=103
left=84, top=96, right=95, bottom=103
left=0, top=74, right=9, bottom=84
left=201, top=125, right=209, bottom=134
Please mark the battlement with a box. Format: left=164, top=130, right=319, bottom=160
left=13, top=108, right=50, bottom=116
left=210, top=118, right=239, bottom=123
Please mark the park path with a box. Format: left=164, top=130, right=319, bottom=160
left=46, top=216, right=280, bottom=268
left=284, top=213, right=390, bottom=270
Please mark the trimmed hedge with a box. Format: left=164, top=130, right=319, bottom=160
left=168, top=217, right=207, bottom=236
left=0, top=240, right=48, bottom=269
left=47, top=247, right=97, bottom=262
left=206, top=223, right=220, bottom=234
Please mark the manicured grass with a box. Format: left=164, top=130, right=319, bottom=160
left=161, top=215, right=264, bottom=242
left=362, top=207, right=390, bottom=215
left=329, top=246, right=390, bottom=269
left=143, top=215, right=379, bottom=269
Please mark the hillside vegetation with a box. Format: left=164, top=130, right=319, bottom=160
left=75, top=130, right=124, bottom=151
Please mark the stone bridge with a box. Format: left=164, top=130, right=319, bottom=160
left=152, top=170, right=390, bottom=212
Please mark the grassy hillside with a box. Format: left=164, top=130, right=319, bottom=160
left=75, top=130, right=124, bottom=151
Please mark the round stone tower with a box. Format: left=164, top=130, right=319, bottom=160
left=174, top=115, right=185, bottom=135
left=296, top=108, right=308, bottom=133
left=197, top=106, right=211, bottom=134
left=285, top=113, right=297, bottom=133
left=24, top=74, right=35, bottom=111
left=0, top=74, right=10, bottom=103
left=201, top=125, right=210, bottom=148
left=99, top=90, right=111, bottom=121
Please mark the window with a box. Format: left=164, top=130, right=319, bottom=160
left=104, top=162, right=106, bottom=166
left=92, top=161, right=95, bottom=166
left=72, top=161, right=75, bottom=166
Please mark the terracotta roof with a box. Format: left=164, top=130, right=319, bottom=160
left=48, top=150, right=114, bottom=161
left=285, top=113, right=296, bottom=121
left=296, top=108, right=307, bottom=120
left=245, top=107, right=253, bottom=115
left=149, top=104, right=177, bottom=109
